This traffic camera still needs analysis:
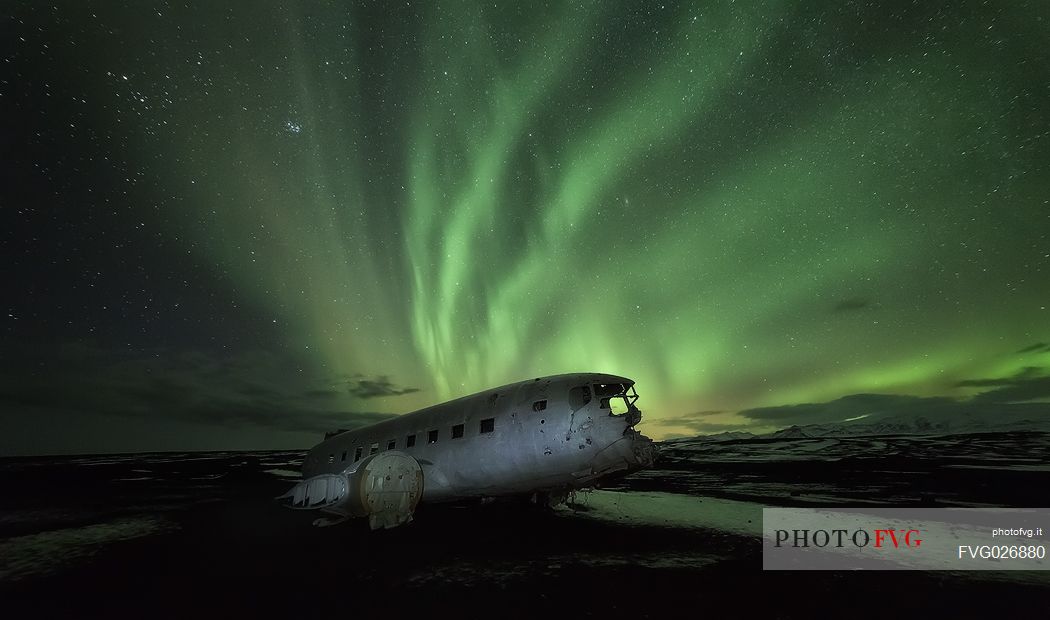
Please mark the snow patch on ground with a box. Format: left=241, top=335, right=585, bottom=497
left=0, top=517, right=176, bottom=582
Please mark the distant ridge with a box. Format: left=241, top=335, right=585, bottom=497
left=667, top=410, right=1050, bottom=444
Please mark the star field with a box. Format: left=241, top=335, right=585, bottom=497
left=2, top=0, right=1048, bottom=454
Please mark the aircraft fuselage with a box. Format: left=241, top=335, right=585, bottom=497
left=281, top=373, right=656, bottom=528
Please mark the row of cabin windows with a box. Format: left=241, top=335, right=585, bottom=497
left=334, top=417, right=496, bottom=463
left=331, top=387, right=598, bottom=462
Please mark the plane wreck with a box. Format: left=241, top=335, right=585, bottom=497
left=277, top=373, right=657, bottom=529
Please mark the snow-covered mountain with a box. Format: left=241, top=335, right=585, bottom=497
left=679, top=407, right=1050, bottom=443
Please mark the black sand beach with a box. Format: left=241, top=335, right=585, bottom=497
left=3, top=433, right=1049, bottom=618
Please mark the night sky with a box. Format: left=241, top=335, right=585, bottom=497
left=2, top=1, right=1048, bottom=455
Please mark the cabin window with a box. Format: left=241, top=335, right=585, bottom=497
left=406, top=434, right=416, bottom=448
left=533, top=400, right=547, bottom=412
left=341, top=450, right=347, bottom=462
left=354, top=447, right=363, bottom=461
left=428, top=429, right=439, bottom=444
left=451, top=423, right=464, bottom=439
left=480, top=417, right=495, bottom=434
left=568, top=385, right=592, bottom=410
left=387, top=439, right=396, bottom=450
left=370, top=442, right=379, bottom=455
left=328, top=454, right=334, bottom=464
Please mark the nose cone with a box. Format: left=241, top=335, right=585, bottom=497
left=623, top=406, right=642, bottom=428
left=585, top=408, right=657, bottom=481
left=624, top=426, right=657, bottom=469
left=618, top=405, right=656, bottom=468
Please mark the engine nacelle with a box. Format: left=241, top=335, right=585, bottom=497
left=278, top=451, right=424, bottom=530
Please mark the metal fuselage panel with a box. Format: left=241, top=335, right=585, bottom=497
left=301, top=373, right=651, bottom=503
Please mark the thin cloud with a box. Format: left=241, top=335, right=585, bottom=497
left=833, top=298, right=871, bottom=313
left=1016, top=342, right=1050, bottom=354
left=648, top=411, right=756, bottom=434
left=346, top=376, right=421, bottom=399
left=738, top=393, right=956, bottom=426
left=954, top=366, right=1046, bottom=391
left=736, top=368, right=1050, bottom=429
left=0, top=345, right=396, bottom=435
left=963, top=369, right=1050, bottom=404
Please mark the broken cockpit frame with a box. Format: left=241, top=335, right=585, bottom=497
left=594, top=382, right=642, bottom=427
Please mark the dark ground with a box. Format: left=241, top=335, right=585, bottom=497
left=2, top=432, right=1049, bottom=618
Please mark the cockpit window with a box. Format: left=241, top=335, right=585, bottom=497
left=568, top=385, right=592, bottom=410
left=595, top=383, right=638, bottom=416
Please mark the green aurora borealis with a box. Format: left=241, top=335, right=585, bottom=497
left=4, top=0, right=1049, bottom=451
